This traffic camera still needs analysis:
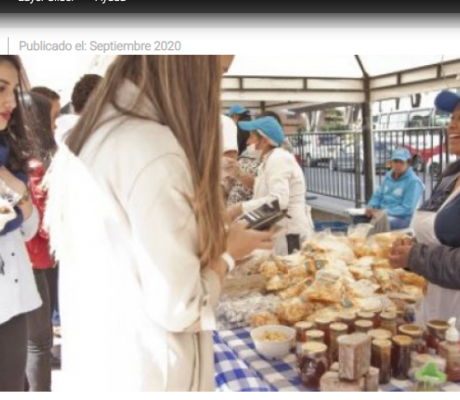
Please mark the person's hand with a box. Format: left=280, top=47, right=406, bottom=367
left=0, top=167, right=27, bottom=197
left=226, top=220, right=275, bottom=261
left=222, top=157, right=240, bottom=178
left=389, top=242, right=414, bottom=269
left=227, top=203, right=243, bottom=222
left=365, top=209, right=374, bottom=218
left=0, top=167, right=33, bottom=220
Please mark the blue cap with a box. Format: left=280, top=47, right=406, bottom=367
left=435, top=90, right=460, bottom=113
left=227, top=104, right=248, bottom=117
left=238, top=116, right=285, bottom=146
left=391, top=148, right=411, bottom=161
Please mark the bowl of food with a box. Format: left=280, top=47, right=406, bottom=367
left=250, top=324, right=295, bottom=360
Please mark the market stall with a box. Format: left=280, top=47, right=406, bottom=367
left=215, top=227, right=460, bottom=392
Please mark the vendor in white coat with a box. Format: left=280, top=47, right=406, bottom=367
left=228, top=116, right=314, bottom=255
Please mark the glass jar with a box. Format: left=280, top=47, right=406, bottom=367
left=371, top=339, right=392, bottom=384
left=357, top=311, right=377, bottom=328
left=298, top=342, right=329, bottom=390
left=398, top=324, right=427, bottom=354
left=368, top=329, right=393, bottom=342
left=306, top=329, right=325, bottom=344
left=380, top=312, right=398, bottom=336
left=315, top=317, right=335, bottom=347
left=339, top=312, right=356, bottom=334
left=426, top=320, right=449, bottom=355
left=329, top=322, right=348, bottom=362
left=403, top=301, right=417, bottom=324
left=392, top=335, right=413, bottom=380
left=294, top=321, right=315, bottom=355
left=355, top=319, right=373, bottom=334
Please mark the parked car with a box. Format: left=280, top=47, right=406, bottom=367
left=291, top=132, right=346, bottom=169
left=335, top=141, right=395, bottom=173
left=426, top=152, right=459, bottom=179
left=374, top=107, right=450, bottom=172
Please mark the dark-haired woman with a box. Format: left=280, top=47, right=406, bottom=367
left=0, top=56, right=40, bottom=391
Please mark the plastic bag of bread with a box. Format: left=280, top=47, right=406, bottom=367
left=250, top=311, right=280, bottom=328
left=398, top=269, right=426, bottom=288
left=302, top=233, right=356, bottom=263
left=348, top=256, right=374, bottom=280
left=373, top=268, right=402, bottom=293
left=372, top=232, right=408, bottom=258
left=259, top=260, right=280, bottom=278
left=266, top=274, right=290, bottom=291
left=278, top=281, right=309, bottom=300
left=276, top=298, right=310, bottom=325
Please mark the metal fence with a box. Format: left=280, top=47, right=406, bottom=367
left=291, top=127, right=454, bottom=207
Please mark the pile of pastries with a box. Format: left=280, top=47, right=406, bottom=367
left=248, top=230, right=426, bottom=328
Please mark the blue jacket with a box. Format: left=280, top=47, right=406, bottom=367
left=367, top=167, right=424, bottom=220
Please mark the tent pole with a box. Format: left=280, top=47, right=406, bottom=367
left=355, top=56, right=375, bottom=205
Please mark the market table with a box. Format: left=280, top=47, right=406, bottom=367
left=213, top=329, right=460, bottom=392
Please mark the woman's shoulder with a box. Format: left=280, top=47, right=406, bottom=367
left=83, top=116, right=186, bottom=170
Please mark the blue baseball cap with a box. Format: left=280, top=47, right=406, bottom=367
left=227, top=104, right=248, bottom=117
left=435, top=90, right=460, bottom=113
left=238, top=116, right=285, bottom=146
left=391, top=148, right=411, bottom=161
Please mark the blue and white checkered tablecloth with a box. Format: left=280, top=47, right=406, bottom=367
left=214, top=328, right=460, bottom=392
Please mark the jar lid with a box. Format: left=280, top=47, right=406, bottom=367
left=294, top=321, right=314, bottom=330
left=355, top=319, right=373, bottom=328
left=372, top=339, right=392, bottom=349
left=339, top=313, right=356, bottom=322
left=302, top=342, right=327, bottom=354
left=314, top=316, right=335, bottom=325
left=330, top=323, right=348, bottom=333
left=399, top=324, right=423, bottom=338
left=427, top=320, right=449, bottom=331
left=306, top=329, right=325, bottom=339
left=357, top=311, right=375, bottom=319
left=392, top=335, right=413, bottom=346
left=368, top=329, right=393, bottom=341
left=380, top=312, right=397, bottom=320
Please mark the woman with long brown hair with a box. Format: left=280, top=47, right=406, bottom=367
left=0, top=55, right=41, bottom=391
left=45, top=55, right=274, bottom=391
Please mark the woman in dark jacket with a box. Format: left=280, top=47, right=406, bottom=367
left=390, top=90, right=460, bottom=329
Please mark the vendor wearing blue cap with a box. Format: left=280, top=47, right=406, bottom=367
left=390, top=90, right=460, bottom=330
left=363, top=147, right=424, bottom=230
left=227, top=104, right=249, bottom=123
left=228, top=116, right=314, bottom=255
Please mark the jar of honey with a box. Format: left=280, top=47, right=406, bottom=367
left=298, top=342, right=329, bottom=390
left=339, top=312, right=356, bottom=334
left=372, top=339, right=392, bottom=384
left=380, top=312, right=398, bottom=336
left=398, top=324, right=427, bottom=355
left=426, top=320, right=449, bottom=355
left=392, top=335, right=413, bottom=380
left=355, top=319, right=373, bottom=334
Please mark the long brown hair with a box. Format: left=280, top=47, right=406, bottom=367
left=0, top=55, right=41, bottom=173
left=67, top=56, right=226, bottom=266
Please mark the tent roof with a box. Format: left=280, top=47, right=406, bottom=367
left=20, top=55, right=460, bottom=111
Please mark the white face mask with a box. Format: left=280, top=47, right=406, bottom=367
left=246, top=143, right=262, bottom=159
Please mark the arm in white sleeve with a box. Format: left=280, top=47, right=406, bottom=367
left=242, top=154, right=292, bottom=213
left=126, top=153, right=221, bottom=333
left=20, top=205, right=39, bottom=241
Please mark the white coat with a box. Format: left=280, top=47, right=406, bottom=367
left=242, top=148, right=314, bottom=255
left=45, top=80, right=221, bottom=391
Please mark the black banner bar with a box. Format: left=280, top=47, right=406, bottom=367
left=2, top=1, right=460, bottom=13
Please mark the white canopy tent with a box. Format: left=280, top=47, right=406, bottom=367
left=20, top=55, right=460, bottom=110
left=19, top=54, right=460, bottom=200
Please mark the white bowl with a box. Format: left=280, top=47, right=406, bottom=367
left=250, top=325, right=295, bottom=360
